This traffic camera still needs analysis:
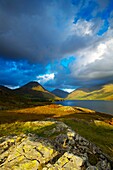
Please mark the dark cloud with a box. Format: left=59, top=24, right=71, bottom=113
left=0, top=0, right=113, bottom=90
left=0, top=0, right=110, bottom=63
left=0, top=58, right=46, bottom=86
left=0, top=0, right=74, bottom=63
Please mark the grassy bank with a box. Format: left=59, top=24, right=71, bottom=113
left=63, top=118, right=113, bottom=158
left=0, top=104, right=113, bottom=159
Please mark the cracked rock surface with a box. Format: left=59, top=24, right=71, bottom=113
left=0, top=120, right=112, bottom=170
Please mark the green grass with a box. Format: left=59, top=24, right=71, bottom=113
left=66, top=84, right=113, bottom=100
left=0, top=121, right=57, bottom=137
left=63, top=118, right=113, bottom=158
left=0, top=104, right=113, bottom=159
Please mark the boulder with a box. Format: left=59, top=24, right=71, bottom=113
left=0, top=120, right=112, bottom=170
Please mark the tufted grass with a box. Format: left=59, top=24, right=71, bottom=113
left=0, top=104, right=113, bottom=159
left=63, top=118, right=113, bottom=158
left=0, top=121, right=57, bottom=137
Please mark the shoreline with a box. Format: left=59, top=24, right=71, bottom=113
left=55, top=100, right=113, bottom=116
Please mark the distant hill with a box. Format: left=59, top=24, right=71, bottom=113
left=66, top=84, right=113, bottom=100
left=76, top=86, right=101, bottom=92
left=51, top=89, right=69, bottom=98
left=0, top=81, right=60, bottom=109
left=0, top=85, right=17, bottom=101
left=0, top=85, right=26, bottom=108
left=14, top=81, right=59, bottom=101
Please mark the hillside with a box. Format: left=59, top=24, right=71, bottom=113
left=0, top=85, right=25, bottom=109
left=14, top=81, right=59, bottom=101
left=1, top=120, right=113, bottom=169
left=66, top=84, right=113, bottom=100
left=51, top=89, right=69, bottom=98
left=0, top=82, right=60, bottom=109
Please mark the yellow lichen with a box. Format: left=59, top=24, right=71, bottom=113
left=19, top=160, right=40, bottom=170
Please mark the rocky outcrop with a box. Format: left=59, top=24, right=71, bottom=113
left=0, top=120, right=112, bottom=170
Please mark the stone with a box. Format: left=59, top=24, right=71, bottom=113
left=96, top=160, right=111, bottom=170
left=44, top=152, right=84, bottom=170
left=0, top=120, right=113, bottom=170
left=86, top=166, right=98, bottom=170
left=0, top=134, right=58, bottom=170
left=67, top=130, right=76, bottom=140
left=13, top=160, right=41, bottom=170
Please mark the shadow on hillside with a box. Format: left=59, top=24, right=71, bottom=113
left=0, top=112, right=55, bottom=124
left=57, top=111, right=113, bottom=121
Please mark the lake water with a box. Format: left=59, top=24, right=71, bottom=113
left=55, top=100, right=113, bottom=115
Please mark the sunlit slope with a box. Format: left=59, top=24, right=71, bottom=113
left=66, top=84, right=113, bottom=100
left=14, top=81, right=60, bottom=100
left=66, top=90, right=87, bottom=100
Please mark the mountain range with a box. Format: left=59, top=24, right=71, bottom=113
left=51, top=89, right=69, bottom=98
left=66, top=84, right=113, bottom=100
left=14, top=81, right=59, bottom=101
left=0, top=81, right=60, bottom=109
left=1, top=82, right=113, bottom=109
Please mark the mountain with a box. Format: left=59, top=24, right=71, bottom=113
left=51, top=89, right=69, bottom=98
left=14, top=81, right=59, bottom=101
left=0, top=85, right=25, bottom=108
left=66, top=84, right=113, bottom=100
left=0, top=81, right=60, bottom=109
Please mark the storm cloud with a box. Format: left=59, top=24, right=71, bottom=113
left=0, top=0, right=113, bottom=90
left=0, top=0, right=74, bottom=63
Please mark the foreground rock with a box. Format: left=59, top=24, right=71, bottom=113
left=0, top=120, right=112, bottom=170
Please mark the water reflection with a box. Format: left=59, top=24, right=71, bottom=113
left=56, top=100, right=113, bottom=115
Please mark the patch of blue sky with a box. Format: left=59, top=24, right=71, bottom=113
left=97, top=20, right=109, bottom=35
left=0, top=58, right=47, bottom=86
left=61, top=56, right=75, bottom=68
left=45, top=64, right=52, bottom=74
left=97, top=0, right=113, bottom=20
left=73, top=0, right=97, bottom=23
left=71, top=0, right=80, bottom=6
left=96, top=1, right=113, bottom=35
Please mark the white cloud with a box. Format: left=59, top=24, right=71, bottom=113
left=71, top=20, right=93, bottom=36
left=63, top=88, right=75, bottom=93
left=61, top=18, right=104, bottom=55
left=5, top=85, right=19, bottom=89
left=36, top=73, right=55, bottom=84
left=70, top=29, right=113, bottom=81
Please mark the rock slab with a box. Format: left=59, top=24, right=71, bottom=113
left=0, top=120, right=112, bottom=170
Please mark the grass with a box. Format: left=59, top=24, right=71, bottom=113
left=0, top=121, right=57, bottom=137
left=66, top=84, right=113, bottom=100
left=63, top=118, right=113, bottom=158
left=0, top=104, right=113, bottom=159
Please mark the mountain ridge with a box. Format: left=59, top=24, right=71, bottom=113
left=14, top=81, right=59, bottom=100
left=66, top=84, right=113, bottom=100
left=0, top=81, right=60, bottom=109
left=51, top=88, right=69, bottom=98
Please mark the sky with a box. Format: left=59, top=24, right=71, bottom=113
left=0, top=0, right=113, bottom=92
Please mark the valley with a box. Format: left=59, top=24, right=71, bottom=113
left=0, top=81, right=113, bottom=169
left=66, top=84, right=113, bottom=100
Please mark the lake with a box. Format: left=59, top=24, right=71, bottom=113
left=55, top=100, right=113, bottom=115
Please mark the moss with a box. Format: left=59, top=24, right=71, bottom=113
left=0, top=121, right=57, bottom=137
left=63, top=119, right=113, bottom=158
left=87, top=153, right=98, bottom=165
left=14, top=160, right=41, bottom=170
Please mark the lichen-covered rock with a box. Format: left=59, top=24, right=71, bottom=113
left=56, top=152, right=84, bottom=169
left=13, top=160, right=41, bottom=170
left=96, top=160, right=111, bottom=170
left=0, top=120, right=112, bottom=170
left=86, top=166, right=98, bottom=170
left=44, top=152, right=84, bottom=170
left=0, top=134, right=58, bottom=170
